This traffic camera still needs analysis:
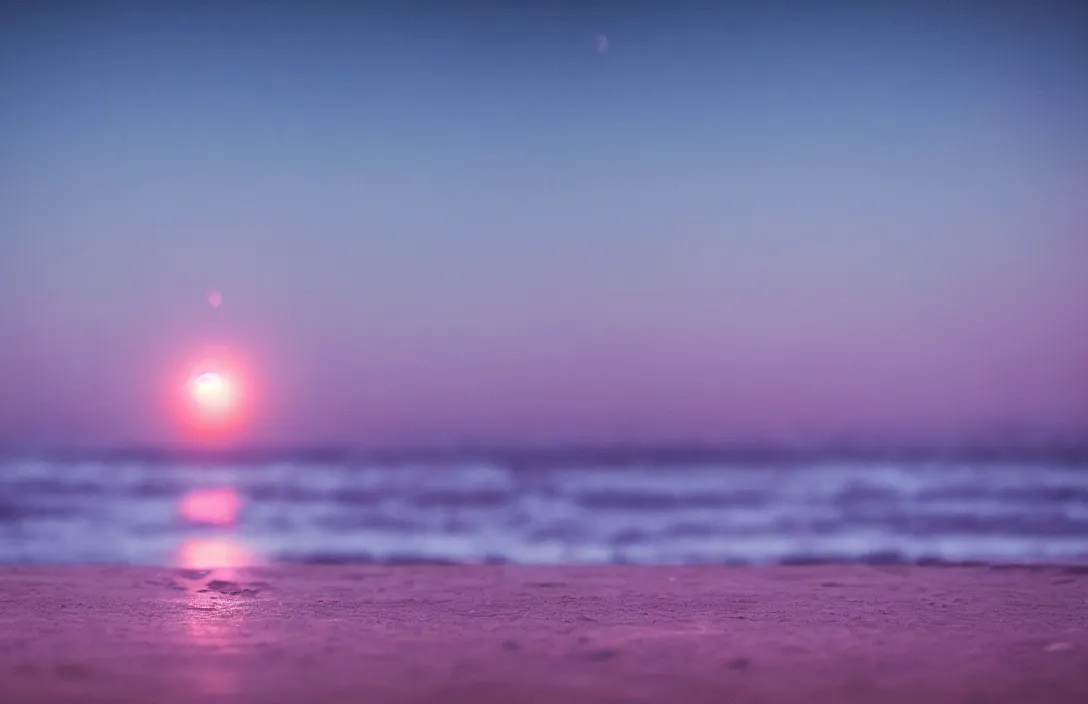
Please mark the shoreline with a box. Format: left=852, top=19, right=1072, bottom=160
left=2, top=564, right=1086, bottom=703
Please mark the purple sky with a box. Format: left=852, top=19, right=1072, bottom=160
left=1, top=2, right=1086, bottom=448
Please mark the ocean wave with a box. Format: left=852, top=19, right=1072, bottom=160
left=1, top=457, right=1087, bottom=566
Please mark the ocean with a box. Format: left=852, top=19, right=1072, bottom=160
left=2, top=451, right=1086, bottom=566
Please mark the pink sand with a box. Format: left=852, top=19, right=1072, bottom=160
left=1, top=565, right=1086, bottom=703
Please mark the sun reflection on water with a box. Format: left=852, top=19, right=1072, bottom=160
left=178, top=486, right=243, bottom=526
left=174, top=485, right=260, bottom=569
left=173, top=487, right=263, bottom=695
left=178, top=536, right=257, bottom=569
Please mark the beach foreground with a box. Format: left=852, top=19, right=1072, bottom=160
left=1, top=565, right=1086, bottom=703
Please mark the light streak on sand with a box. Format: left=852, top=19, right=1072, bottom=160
left=176, top=536, right=258, bottom=699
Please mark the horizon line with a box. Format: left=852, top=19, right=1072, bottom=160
left=2, top=439, right=1086, bottom=466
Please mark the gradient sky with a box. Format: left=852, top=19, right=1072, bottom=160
left=1, top=1, right=1086, bottom=448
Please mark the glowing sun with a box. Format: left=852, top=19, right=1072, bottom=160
left=171, top=349, right=253, bottom=439
left=189, top=371, right=234, bottom=412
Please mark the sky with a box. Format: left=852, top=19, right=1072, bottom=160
left=1, top=1, right=1086, bottom=448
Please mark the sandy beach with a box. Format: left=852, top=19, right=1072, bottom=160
left=1, top=564, right=1086, bottom=703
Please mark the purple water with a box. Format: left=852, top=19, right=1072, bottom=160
left=2, top=452, right=1086, bottom=566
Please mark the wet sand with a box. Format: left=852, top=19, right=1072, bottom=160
left=1, top=565, right=1086, bottom=703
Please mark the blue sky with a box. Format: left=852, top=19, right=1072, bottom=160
left=1, top=1, right=1085, bottom=447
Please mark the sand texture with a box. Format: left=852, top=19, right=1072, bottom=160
left=1, top=565, right=1086, bottom=703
